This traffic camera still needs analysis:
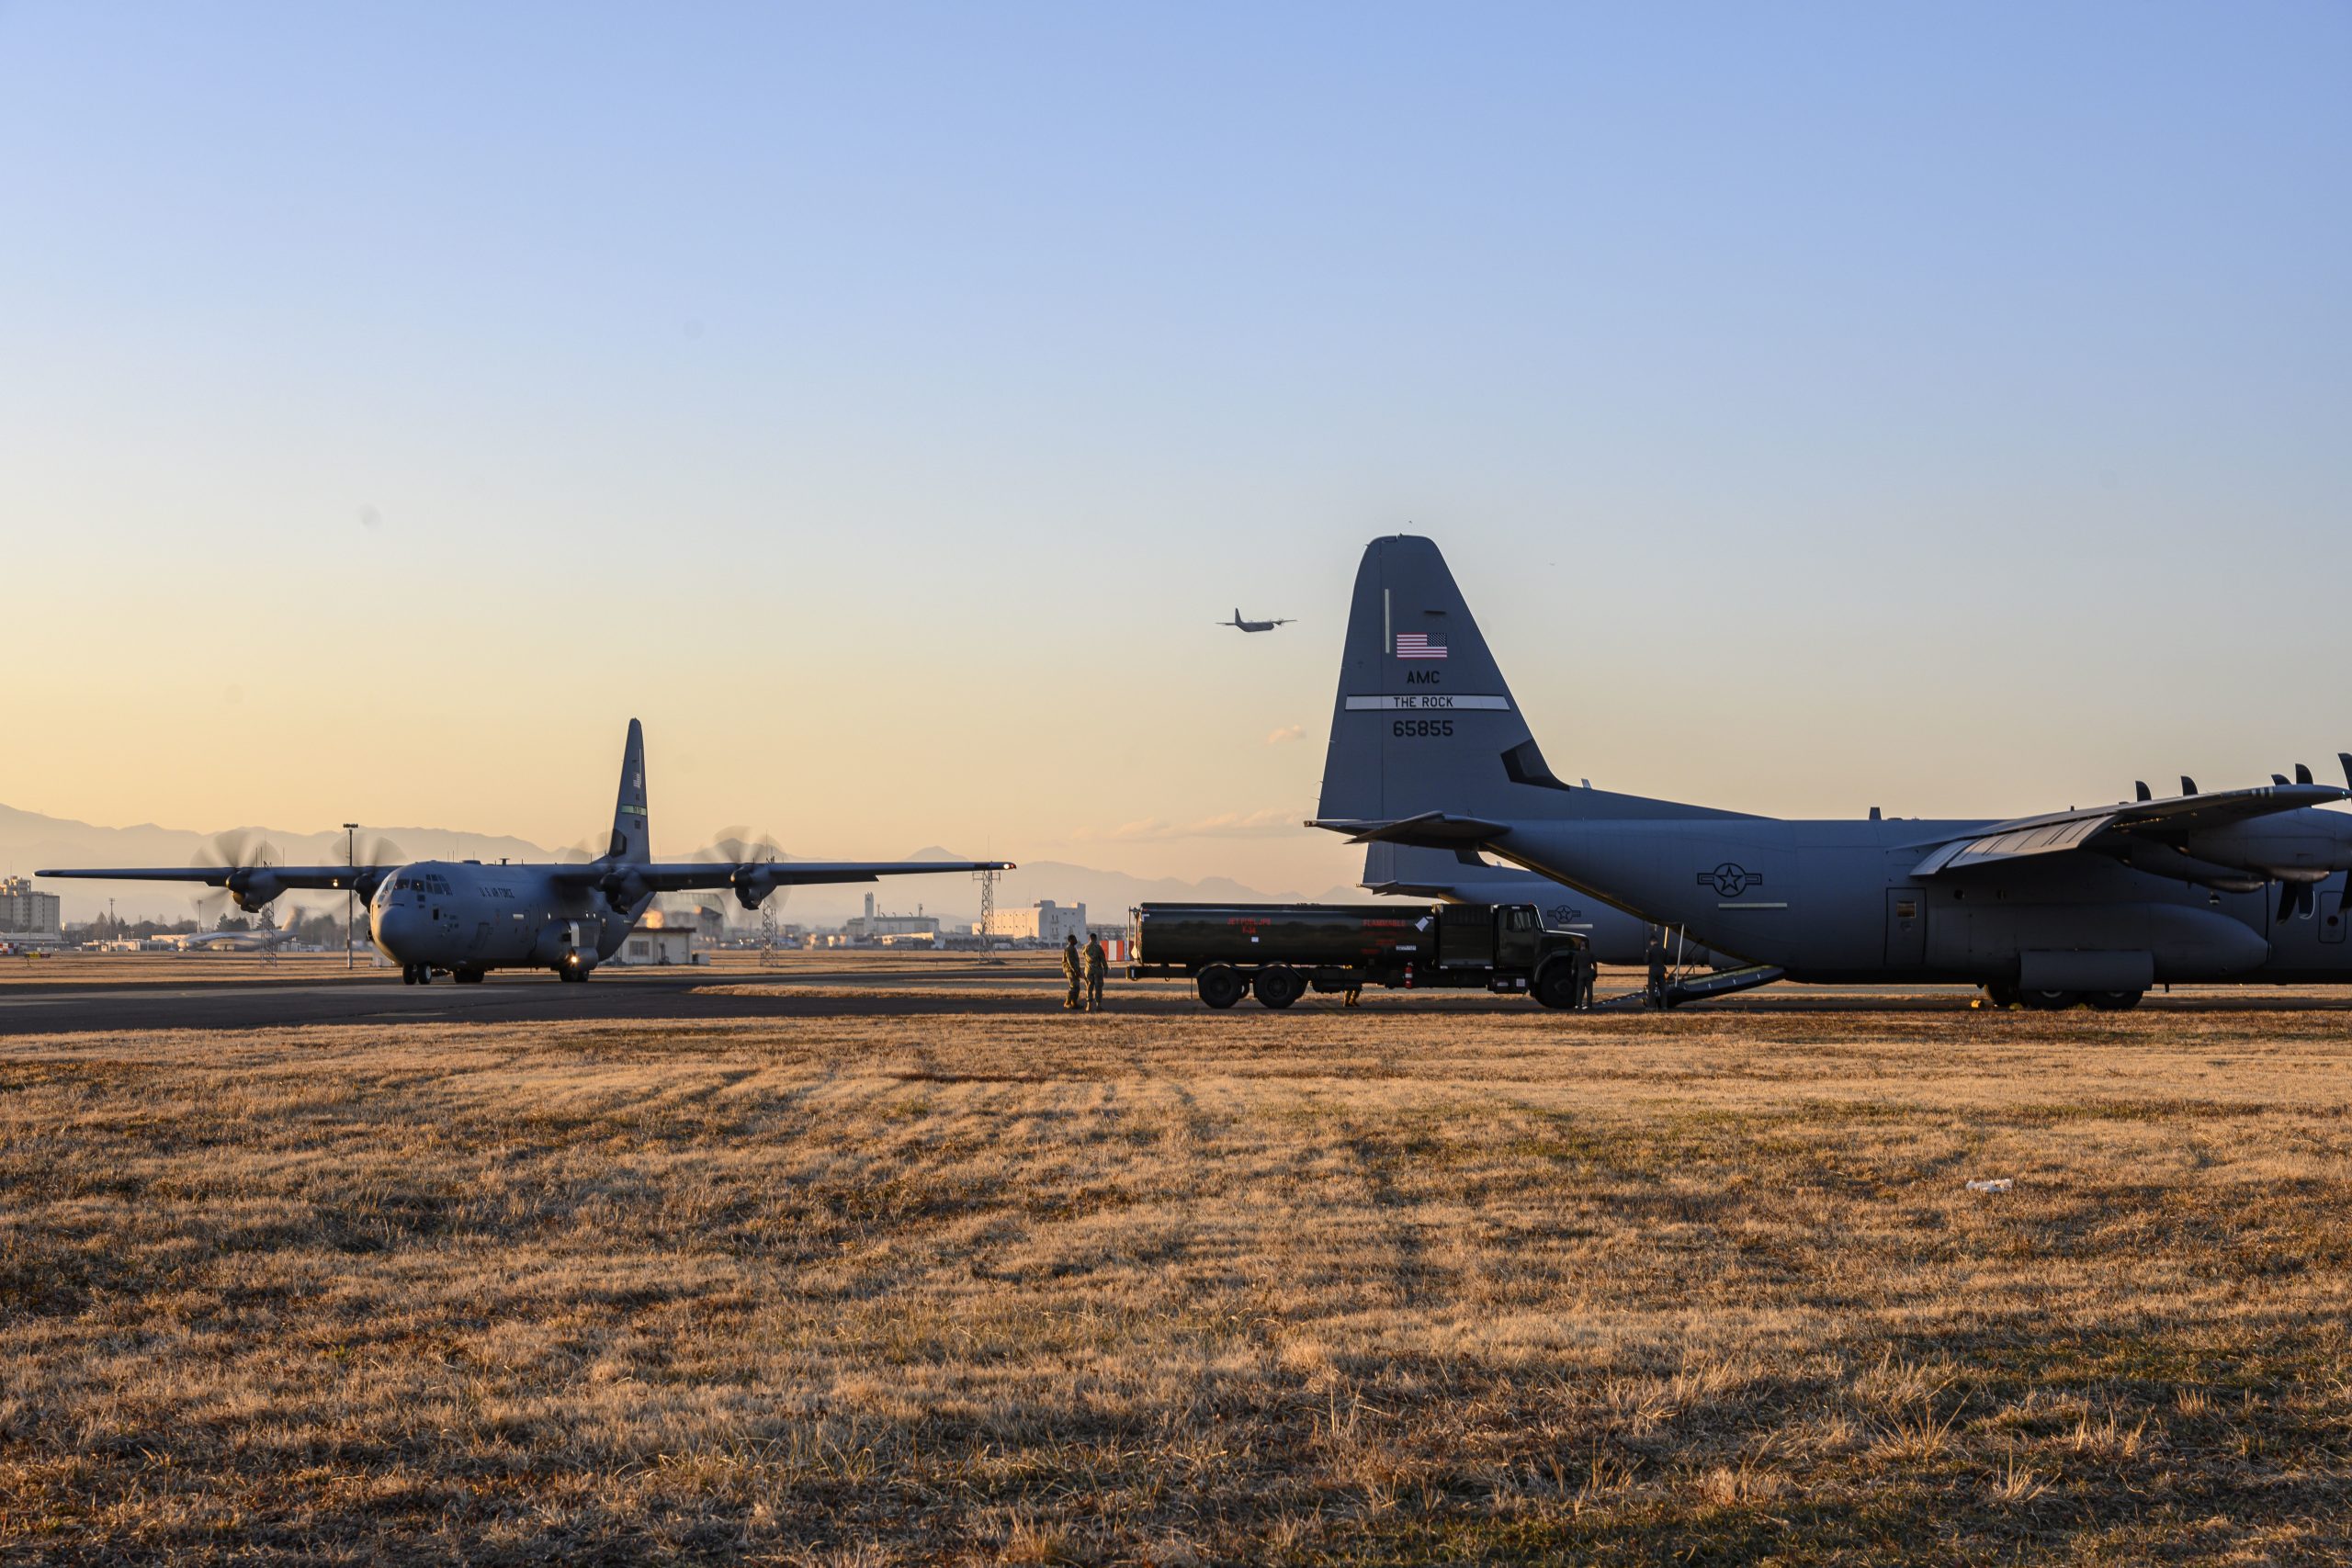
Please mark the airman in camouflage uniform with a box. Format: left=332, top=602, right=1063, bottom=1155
left=1083, top=933, right=1108, bottom=1011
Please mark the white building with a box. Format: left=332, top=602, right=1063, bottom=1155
left=843, top=893, right=940, bottom=944
left=0, top=876, right=63, bottom=943
left=615, top=924, right=697, bottom=965
left=991, top=899, right=1088, bottom=946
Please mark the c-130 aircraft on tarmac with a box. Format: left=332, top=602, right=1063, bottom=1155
left=42, top=719, right=1012, bottom=985
left=1312, top=536, right=2352, bottom=1010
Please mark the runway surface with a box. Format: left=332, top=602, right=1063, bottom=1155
left=3, top=953, right=2345, bottom=1034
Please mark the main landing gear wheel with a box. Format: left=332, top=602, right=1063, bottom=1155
left=1196, top=964, right=1244, bottom=1010
left=2086, top=989, right=2143, bottom=1011
left=401, top=964, right=417, bottom=986
left=1532, top=964, right=1580, bottom=1010
left=2021, top=989, right=2079, bottom=1011
left=1252, top=965, right=1306, bottom=1010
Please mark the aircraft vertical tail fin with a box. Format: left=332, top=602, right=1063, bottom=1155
left=1315, top=535, right=1729, bottom=830
left=1317, top=536, right=1559, bottom=827
left=608, top=718, right=650, bottom=863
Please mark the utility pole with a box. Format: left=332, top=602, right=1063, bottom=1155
left=344, top=823, right=358, bottom=972
left=972, top=866, right=999, bottom=954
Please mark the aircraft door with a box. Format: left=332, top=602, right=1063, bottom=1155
left=2324, top=874, right=2346, bottom=945
left=1884, top=889, right=1927, bottom=969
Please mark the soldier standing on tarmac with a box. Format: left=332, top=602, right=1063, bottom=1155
left=1575, top=944, right=1599, bottom=1010
left=1061, top=932, right=1083, bottom=1010
left=1083, top=931, right=1108, bottom=1011
left=1645, top=934, right=1668, bottom=1009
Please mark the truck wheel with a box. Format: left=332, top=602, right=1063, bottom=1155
left=1197, top=965, right=1245, bottom=1010
left=1533, top=964, right=1578, bottom=1010
left=1252, top=965, right=1305, bottom=1010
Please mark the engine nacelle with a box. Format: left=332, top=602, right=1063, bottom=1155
left=732, top=871, right=774, bottom=911
left=2102, top=839, right=2266, bottom=894
left=2179, top=816, right=2352, bottom=885
left=228, top=872, right=285, bottom=911
left=598, top=870, right=650, bottom=915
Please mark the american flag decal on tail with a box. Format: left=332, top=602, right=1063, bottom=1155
left=1395, top=633, right=1447, bottom=660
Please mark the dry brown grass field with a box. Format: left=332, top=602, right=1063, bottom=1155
left=5, top=998, right=2351, bottom=1564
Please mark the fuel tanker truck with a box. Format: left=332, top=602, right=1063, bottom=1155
left=1126, top=901, right=1590, bottom=1010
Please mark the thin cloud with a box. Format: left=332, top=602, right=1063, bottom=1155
left=1080, top=807, right=1298, bottom=843
left=1265, top=724, right=1306, bottom=745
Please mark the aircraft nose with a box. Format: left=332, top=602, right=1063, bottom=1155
left=372, top=905, right=415, bottom=954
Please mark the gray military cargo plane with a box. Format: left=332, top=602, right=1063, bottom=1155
left=41, top=719, right=1012, bottom=985
left=1221, top=608, right=1294, bottom=633
left=1312, top=536, right=2352, bottom=1009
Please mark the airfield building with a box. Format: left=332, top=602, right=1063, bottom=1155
left=991, top=899, right=1089, bottom=946
left=616, top=925, right=697, bottom=966
left=0, top=876, right=63, bottom=943
left=843, top=893, right=941, bottom=945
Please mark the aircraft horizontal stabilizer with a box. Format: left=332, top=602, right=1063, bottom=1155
left=1306, top=812, right=1510, bottom=847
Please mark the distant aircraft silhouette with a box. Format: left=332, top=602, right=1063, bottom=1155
left=1220, top=607, right=1294, bottom=633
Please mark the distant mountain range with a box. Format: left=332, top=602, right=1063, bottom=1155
left=0, top=804, right=1368, bottom=926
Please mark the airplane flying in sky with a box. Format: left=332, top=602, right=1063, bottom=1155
left=41, top=720, right=1012, bottom=985
left=1313, top=536, right=2352, bottom=1010
left=1220, top=608, right=1294, bottom=633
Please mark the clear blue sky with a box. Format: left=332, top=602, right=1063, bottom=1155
left=4, top=4, right=2346, bottom=889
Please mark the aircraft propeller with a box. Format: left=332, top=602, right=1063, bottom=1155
left=556, top=837, right=606, bottom=864
left=188, top=829, right=284, bottom=925
left=692, top=827, right=792, bottom=911
left=349, top=833, right=406, bottom=868
left=695, top=827, right=786, bottom=868
left=2277, top=880, right=2319, bottom=923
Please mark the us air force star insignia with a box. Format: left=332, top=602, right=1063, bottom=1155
left=1699, top=863, right=1762, bottom=897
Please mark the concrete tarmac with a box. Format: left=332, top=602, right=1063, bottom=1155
left=4, top=953, right=2345, bottom=1036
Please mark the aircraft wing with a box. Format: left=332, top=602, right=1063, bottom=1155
left=37, top=865, right=393, bottom=891
left=551, top=859, right=1015, bottom=893
left=1906, top=783, right=2350, bottom=876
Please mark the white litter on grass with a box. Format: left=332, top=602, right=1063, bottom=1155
left=1965, top=1179, right=2013, bottom=1193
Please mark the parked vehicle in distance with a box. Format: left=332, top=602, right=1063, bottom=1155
left=1127, top=901, right=1589, bottom=1010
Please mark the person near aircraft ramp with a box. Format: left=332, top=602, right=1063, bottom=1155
left=1062, top=933, right=1084, bottom=1010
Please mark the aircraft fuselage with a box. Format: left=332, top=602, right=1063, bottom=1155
left=1500, top=817, right=2350, bottom=986
left=368, top=861, right=650, bottom=976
